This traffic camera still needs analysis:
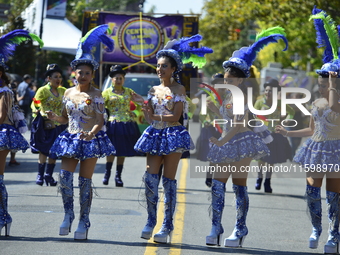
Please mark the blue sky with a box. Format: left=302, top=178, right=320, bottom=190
left=143, top=0, right=205, bottom=14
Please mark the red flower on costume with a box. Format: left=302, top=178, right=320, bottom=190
left=85, top=99, right=92, bottom=105
left=130, top=101, right=136, bottom=111
left=165, top=95, right=172, bottom=100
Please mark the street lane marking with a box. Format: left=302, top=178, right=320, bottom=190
left=169, top=158, right=188, bottom=255
left=143, top=159, right=188, bottom=255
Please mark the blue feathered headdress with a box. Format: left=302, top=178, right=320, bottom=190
left=156, top=34, right=213, bottom=82
left=71, top=24, right=114, bottom=70
left=223, top=26, right=288, bottom=77
left=310, top=6, right=340, bottom=77
left=0, top=29, right=44, bottom=70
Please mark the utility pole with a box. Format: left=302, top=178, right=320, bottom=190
left=35, top=0, right=46, bottom=85
left=139, top=0, right=145, bottom=12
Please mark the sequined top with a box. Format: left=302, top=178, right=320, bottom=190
left=311, top=98, right=340, bottom=141
left=32, top=83, right=66, bottom=125
left=148, top=87, right=187, bottom=130
left=63, top=89, right=105, bottom=134
left=253, top=97, right=295, bottom=132
left=102, top=87, right=136, bottom=122
left=0, top=86, right=15, bottom=125
left=220, top=90, right=250, bottom=137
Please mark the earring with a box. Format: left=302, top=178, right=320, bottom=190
left=170, top=72, right=174, bottom=84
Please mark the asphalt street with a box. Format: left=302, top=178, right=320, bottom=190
left=0, top=122, right=330, bottom=255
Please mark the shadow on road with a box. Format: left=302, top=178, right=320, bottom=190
left=0, top=236, right=317, bottom=255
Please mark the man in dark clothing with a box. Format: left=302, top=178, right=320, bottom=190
left=17, top=74, right=33, bottom=126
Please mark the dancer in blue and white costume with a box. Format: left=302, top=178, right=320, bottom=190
left=276, top=7, right=340, bottom=254
left=47, top=25, right=116, bottom=240
left=0, top=29, right=43, bottom=236
left=205, top=27, right=288, bottom=248
left=135, top=35, right=212, bottom=243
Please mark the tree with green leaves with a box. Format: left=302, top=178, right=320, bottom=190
left=67, top=0, right=140, bottom=28
left=0, top=0, right=140, bottom=84
left=0, top=0, right=37, bottom=76
left=200, top=0, right=340, bottom=76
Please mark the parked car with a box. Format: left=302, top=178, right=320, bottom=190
left=101, top=73, right=160, bottom=133
left=102, top=72, right=159, bottom=97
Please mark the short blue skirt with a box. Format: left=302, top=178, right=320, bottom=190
left=293, top=138, right=340, bottom=168
left=106, top=120, right=141, bottom=156
left=134, top=125, right=192, bottom=156
left=50, top=130, right=116, bottom=161
left=207, top=131, right=270, bottom=164
left=0, top=124, right=29, bottom=152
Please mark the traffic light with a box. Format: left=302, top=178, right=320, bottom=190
left=228, top=27, right=241, bottom=41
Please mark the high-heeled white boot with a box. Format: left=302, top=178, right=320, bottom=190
left=153, top=176, right=176, bottom=244
left=141, top=172, right=160, bottom=239
left=0, top=175, right=12, bottom=236
left=306, top=185, right=322, bottom=249
left=206, top=179, right=225, bottom=246
left=74, top=176, right=92, bottom=240
left=225, top=184, right=249, bottom=247
left=59, top=170, right=75, bottom=235
left=324, top=191, right=339, bottom=254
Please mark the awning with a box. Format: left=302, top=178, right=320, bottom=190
left=22, top=0, right=82, bottom=55
left=41, top=18, right=81, bottom=55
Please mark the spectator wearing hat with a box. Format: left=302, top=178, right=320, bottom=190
left=17, top=74, right=33, bottom=125
left=30, top=64, right=67, bottom=186
left=101, top=65, right=144, bottom=187
left=253, top=78, right=294, bottom=193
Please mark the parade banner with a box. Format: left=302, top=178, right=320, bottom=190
left=82, top=12, right=199, bottom=88
left=82, top=12, right=199, bottom=65
left=98, top=13, right=184, bottom=64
